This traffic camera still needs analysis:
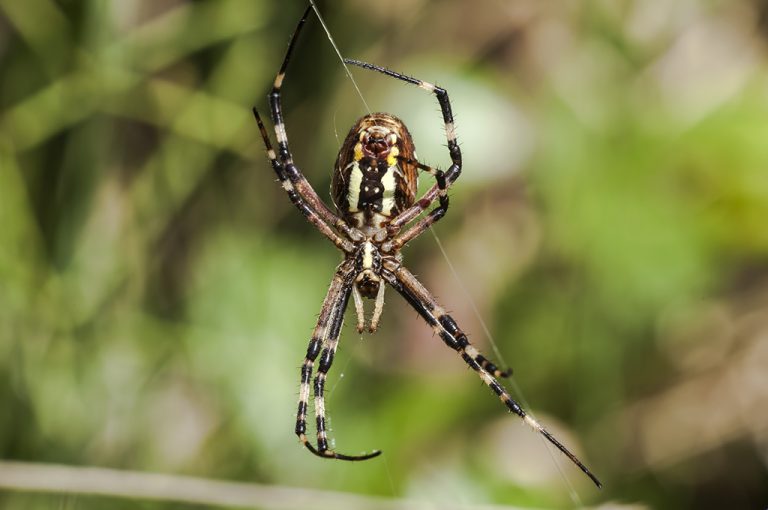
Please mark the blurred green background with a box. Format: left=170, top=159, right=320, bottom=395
left=1, top=0, right=768, bottom=508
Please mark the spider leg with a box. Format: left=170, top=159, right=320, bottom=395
left=382, top=263, right=602, bottom=488
left=344, top=59, right=461, bottom=235
left=296, top=262, right=381, bottom=461
left=380, top=157, right=449, bottom=252
left=263, top=7, right=364, bottom=244
left=296, top=263, right=350, bottom=451
left=396, top=156, right=446, bottom=187
left=382, top=194, right=448, bottom=253
left=253, top=109, right=354, bottom=253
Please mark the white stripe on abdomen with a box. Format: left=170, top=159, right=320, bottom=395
left=346, top=162, right=363, bottom=212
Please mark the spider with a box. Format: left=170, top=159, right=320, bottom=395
left=252, top=6, right=601, bottom=489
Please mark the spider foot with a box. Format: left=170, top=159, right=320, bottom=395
left=300, top=435, right=381, bottom=461
left=325, top=449, right=382, bottom=461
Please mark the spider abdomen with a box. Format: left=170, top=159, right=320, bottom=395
left=332, top=113, right=418, bottom=231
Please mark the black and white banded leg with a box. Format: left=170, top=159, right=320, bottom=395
left=381, top=157, right=450, bottom=253
left=382, top=263, right=601, bottom=488
left=255, top=6, right=363, bottom=245
left=344, top=59, right=462, bottom=234
left=296, top=261, right=381, bottom=461
left=253, top=109, right=353, bottom=253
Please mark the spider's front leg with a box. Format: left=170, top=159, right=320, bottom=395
left=253, top=6, right=364, bottom=250
left=253, top=109, right=354, bottom=253
left=296, top=261, right=381, bottom=461
left=380, top=158, right=450, bottom=253
left=344, top=59, right=460, bottom=244
left=382, top=262, right=602, bottom=488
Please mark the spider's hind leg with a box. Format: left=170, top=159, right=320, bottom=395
left=383, top=263, right=601, bottom=488
left=476, top=353, right=513, bottom=379
left=297, top=262, right=381, bottom=461
left=256, top=6, right=364, bottom=247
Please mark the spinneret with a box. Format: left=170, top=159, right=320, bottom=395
left=252, top=5, right=601, bottom=489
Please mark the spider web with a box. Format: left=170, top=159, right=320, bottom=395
left=309, top=1, right=371, bottom=115
left=428, top=229, right=583, bottom=504
left=309, top=1, right=584, bottom=504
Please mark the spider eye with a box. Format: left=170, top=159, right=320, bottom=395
left=361, top=130, right=393, bottom=158
left=365, top=137, right=389, bottom=156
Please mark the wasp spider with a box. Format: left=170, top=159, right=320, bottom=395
left=252, top=6, right=601, bottom=489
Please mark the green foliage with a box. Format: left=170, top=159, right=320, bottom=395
left=1, top=1, right=767, bottom=509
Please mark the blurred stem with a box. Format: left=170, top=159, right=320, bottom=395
left=0, top=461, right=536, bottom=510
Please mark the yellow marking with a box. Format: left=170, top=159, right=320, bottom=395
left=354, top=142, right=363, bottom=161
left=386, top=146, right=400, bottom=167
left=267, top=149, right=276, bottom=160
left=346, top=163, right=363, bottom=212
left=274, top=72, right=285, bottom=89
left=282, top=180, right=294, bottom=192
left=465, top=345, right=479, bottom=358
left=362, top=241, right=374, bottom=269
left=479, top=370, right=494, bottom=385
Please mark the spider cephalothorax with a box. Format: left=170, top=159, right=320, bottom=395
left=251, top=6, right=601, bottom=489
